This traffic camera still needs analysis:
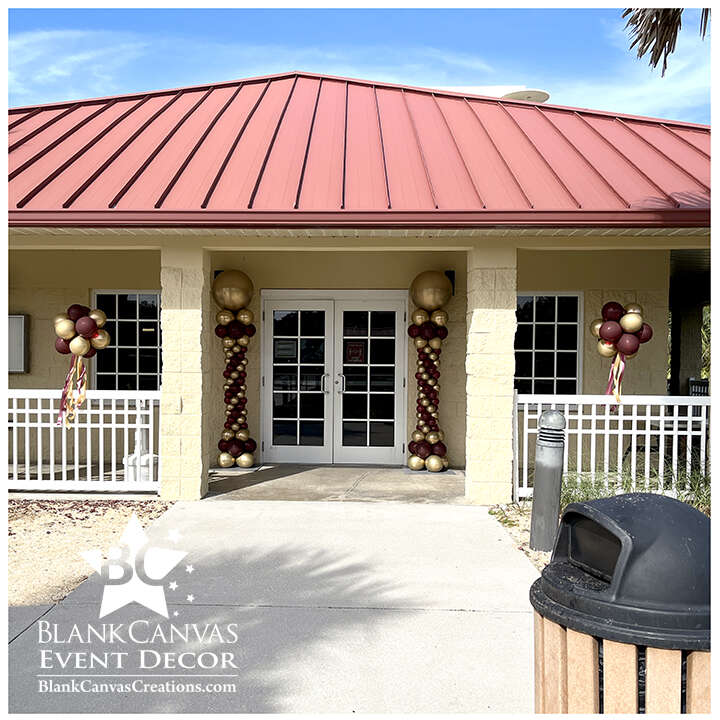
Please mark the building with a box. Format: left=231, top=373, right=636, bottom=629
left=8, top=71, right=711, bottom=502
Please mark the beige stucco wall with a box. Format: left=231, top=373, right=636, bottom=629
left=8, top=250, right=160, bottom=389
left=208, top=250, right=467, bottom=468
left=517, top=250, right=670, bottom=395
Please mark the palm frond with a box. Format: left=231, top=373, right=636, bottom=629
left=623, top=8, right=711, bottom=76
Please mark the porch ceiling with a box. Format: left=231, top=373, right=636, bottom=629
left=9, top=71, right=709, bottom=230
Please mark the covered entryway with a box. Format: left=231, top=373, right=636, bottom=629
left=261, top=290, right=408, bottom=465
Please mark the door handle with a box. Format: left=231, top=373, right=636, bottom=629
left=321, top=373, right=330, bottom=393
left=337, top=374, right=346, bottom=393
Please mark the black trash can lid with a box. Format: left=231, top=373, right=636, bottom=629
left=530, top=493, right=710, bottom=650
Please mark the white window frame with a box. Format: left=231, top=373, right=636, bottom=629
left=514, top=290, right=584, bottom=394
left=90, top=289, right=162, bottom=391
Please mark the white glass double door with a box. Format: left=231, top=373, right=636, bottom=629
left=261, top=292, right=407, bottom=465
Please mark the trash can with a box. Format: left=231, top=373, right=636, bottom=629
left=530, top=493, right=710, bottom=714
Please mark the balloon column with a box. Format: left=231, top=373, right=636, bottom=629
left=406, top=270, right=453, bottom=472
left=590, top=301, right=653, bottom=402
left=212, top=270, right=258, bottom=469
left=54, top=304, right=111, bottom=425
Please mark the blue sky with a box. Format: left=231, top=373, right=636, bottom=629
left=8, top=8, right=711, bottom=123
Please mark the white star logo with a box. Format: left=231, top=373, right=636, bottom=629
left=81, top=513, right=187, bottom=619
left=168, top=581, right=178, bottom=591
left=185, top=564, right=194, bottom=574
left=186, top=594, right=195, bottom=603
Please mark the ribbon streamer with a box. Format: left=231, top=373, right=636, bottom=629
left=605, top=352, right=626, bottom=403
left=56, top=356, right=87, bottom=426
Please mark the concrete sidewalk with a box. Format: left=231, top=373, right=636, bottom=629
left=9, top=500, right=538, bottom=713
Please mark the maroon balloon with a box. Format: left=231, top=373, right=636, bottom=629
left=420, top=322, right=436, bottom=340
left=408, top=324, right=420, bottom=338
left=408, top=441, right=417, bottom=454
left=636, top=323, right=654, bottom=344
left=245, top=324, right=257, bottom=337
left=415, top=441, right=431, bottom=459
left=67, top=304, right=91, bottom=321
left=83, top=347, right=97, bottom=359
left=436, top=326, right=448, bottom=340
left=227, top=320, right=243, bottom=339
left=218, top=440, right=230, bottom=452
left=601, top=301, right=625, bottom=322
left=215, top=324, right=228, bottom=338
left=55, top=337, right=71, bottom=355
left=599, top=321, right=623, bottom=343
left=616, top=333, right=640, bottom=356
left=227, top=441, right=244, bottom=458
left=75, top=316, right=98, bottom=339
left=431, top=442, right=447, bottom=458
left=244, top=438, right=257, bottom=453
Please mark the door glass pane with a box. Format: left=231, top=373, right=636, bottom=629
left=273, top=420, right=297, bottom=445
left=299, top=366, right=323, bottom=391
left=300, top=338, right=324, bottom=363
left=300, top=393, right=323, bottom=419
left=300, top=311, right=324, bottom=336
left=557, top=325, right=577, bottom=350
left=139, top=323, right=159, bottom=347
left=273, top=393, right=297, bottom=418
left=118, top=322, right=137, bottom=346
left=343, top=393, right=367, bottom=420
left=138, top=294, right=158, bottom=319
left=370, top=339, right=394, bottom=364
left=344, top=339, right=367, bottom=364
left=299, top=421, right=323, bottom=446
left=273, top=311, right=298, bottom=336
left=369, top=394, right=393, bottom=420
left=342, top=421, right=367, bottom=446
left=343, top=311, right=368, bottom=337
left=370, top=311, right=395, bottom=337
left=535, top=325, right=554, bottom=350
left=118, top=294, right=137, bottom=318
left=273, top=368, right=298, bottom=391
left=369, top=367, right=393, bottom=392
left=344, top=366, right=368, bottom=391
left=273, top=339, right=297, bottom=363
left=370, top=422, right=394, bottom=447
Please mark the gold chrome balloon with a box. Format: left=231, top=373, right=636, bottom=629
left=414, top=337, right=427, bottom=349
left=423, top=346, right=432, bottom=354
left=212, top=270, right=254, bottom=311
left=421, top=372, right=430, bottom=380
left=429, top=352, right=438, bottom=361
left=231, top=423, right=240, bottom=431
left=410, top=270, right=453, bottom=311
left=238, top=336, right=250, bottom=346
left=53, top=312, right=70, bottom=325
left=427, top=378, right=437, bottom=386
left=427, top=404, right=437, bottom=414
left=216, top=309, right=234, bottom=326
left=421, top=398, right=430, bottom=407
left=597, top=339, right=617, bottom=358
left=625, top=352, right=637, bottom=360
left=411, top=430, right=425, bottom=443
left=88, top=308, right=107, bottom=328
left=425, top=455, right=444, bottom=472
left=589, top=317, right=604, bottom=338
left=426, top=431, right=440, bottom=445
left=217, top=452, right=235, bottom=468
left=232, top=345, right=241, bottom=353
left=625, top=303, right=644, bottom=316
left=412, top=308, right=429, bottom=326
left=442, top=457, right=449, bottom=469
left=236, top=452, right=254, bottom=468
left=230, top=371, right=239, bottom=379
left=236, top=429, right=250, bottom=441
left=620, top=313, right=643, bottom=333
left=407, top=455, right=425, bottom=471
left=430, top=309, right=449, bottom=326
left=222, top=430, right=234, bottom=441
left=420, top=424, right=430, bottom=434
left=429, top=337, right=442, bottom=350
left=236, top=308, right=254, bottom=325
left=54, top=318, right=76, bottom=340
left=90, top=329, right=111, bottom=349
left=69, top=335, right=91, bottom=356
left=430, top=412, right=439, bottom=418
left=222, top=337, right=234, bottom=348
left=436, top=430, right=445, bottom=442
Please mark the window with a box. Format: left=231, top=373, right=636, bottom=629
left=514, top=293, right=582, bottom=395
left=93, top=291, right=161, bottom=390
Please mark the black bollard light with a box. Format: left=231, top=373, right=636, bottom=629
left=529, top=409, right=566, bottom=551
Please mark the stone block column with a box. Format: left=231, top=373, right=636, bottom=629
left=159, top=246, right=212, bottom=500
left=465, top=247, right=517, bottom=503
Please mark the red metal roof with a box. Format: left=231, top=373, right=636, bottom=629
left=8, top=71, right=710, bottom=228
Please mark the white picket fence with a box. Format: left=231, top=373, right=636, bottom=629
left=513, top=394, right=711, bottom=500
left=8, top=390, right=161, bottom=492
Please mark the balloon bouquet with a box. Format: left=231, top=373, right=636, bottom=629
left=54, top=304, right=111, bottom=425
left=590, top=301, right=653, bottom=402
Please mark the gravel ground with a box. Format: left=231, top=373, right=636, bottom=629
left=489, top=502, right=551, bottom=572
left=8, top=498, right=171, bottom=606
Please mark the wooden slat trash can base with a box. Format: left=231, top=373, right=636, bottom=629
left=534, top=613, right=711, bottom=714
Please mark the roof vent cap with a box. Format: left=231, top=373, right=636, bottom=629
left=501, top=88, right=550, bottom=104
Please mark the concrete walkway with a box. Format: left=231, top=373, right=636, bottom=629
left=9, top=500, right=538, bottom=713
left=207, top=463, right=467, bottom=503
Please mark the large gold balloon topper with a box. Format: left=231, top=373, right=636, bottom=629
left=212, top=270, right=254, bottom=311
left=410, top=270, right=452, bottom=311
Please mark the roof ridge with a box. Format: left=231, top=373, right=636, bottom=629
left=8, top=69, right=710, bottom=131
